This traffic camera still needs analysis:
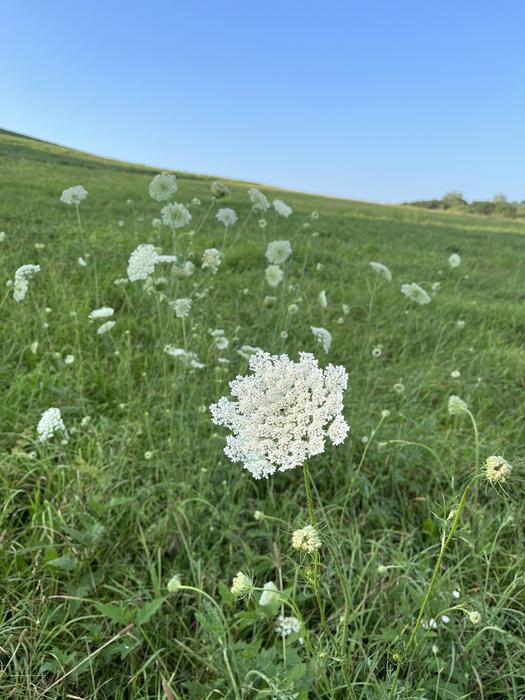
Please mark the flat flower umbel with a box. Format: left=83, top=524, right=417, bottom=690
left=210, top=351, right=349, bottom=479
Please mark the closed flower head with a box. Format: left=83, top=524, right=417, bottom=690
left=292, top=525, right=321, bottom=553
left=230, top=571, right=253, bottom=599
left=448, top=395, right=469, bottom=416
left=485, top=455, right=512, bottom=483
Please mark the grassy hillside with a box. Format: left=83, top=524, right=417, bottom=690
left=1, top=129, right=524, bottom=699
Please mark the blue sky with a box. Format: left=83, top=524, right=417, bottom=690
left=2, top=1, right=524, bottom=202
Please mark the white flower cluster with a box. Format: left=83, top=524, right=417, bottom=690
left=292, top=525, right=321, bottom=553
left=209, top=328, right=229, bottom=350
left=401, top=282, right=431, bottom=305
left=248, top=187, right=270, bottom=212
left=202, top=248, right=222, bottom=274
left=266, top=240, right=292, bottom=265
left=216, top=208, right=238, bottom=227
left=230, top=571, right=253, bottom=599
left=13, top=264, right=41, bottom=302
left=259, top=581, right=279, bottom=606
left=37, top=407, right=66, bottom=442
left=164, top=345, right=205, bottom=368
left=311, top=326, right=332, bottom=353
left=60, top=185, right=88, bottom=205
left=88, top=306, right=114, bottom=320
left=369, top=261, right=392, bottom=282
left=485, top=455, right=512, bottom=483
left=160, top=202, right=192, bottom=229
left=275, top=615, right=302, bottom=642
left=127, top=244, right=177, bottom=281
left=448, top=253, right=461, bottom=268
left=272, top=199, right=293, bottom=218
left=170, top=297, right=192, bottom=318
left=265, top=264, right=284, bottom=288
left=148, top=172, right=178, bottom=201
left=210, top=351, right=349, bottom=479
left=448, top=394, right=468, bottom=416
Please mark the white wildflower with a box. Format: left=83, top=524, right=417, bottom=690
left=152, top=217, right=162, bottom=229
left=170, top=298, right=192, bottom=318
left=448, top=395, right=469, bottom=416
left=468, top=611, right=481, bottom=625
left=64, top=354, right=75, bottom=365
left=78, top=257, right=87, bottom=267
left=210, top=351, right=349, bottom=479
left=216, top=208, right=238, bottom=227
left=238, top=345, right=264, bottom=360
left=258, top=218, right=267, bottom=229
left=450, top=369, right=461, bottom=379
left=342, top=304, right=350, bottom=315
left=174, top=260, right=196, bottom=279
left=37, top=407, right=66, bottom=443
left=167, top=574, right=182, bottom=593
left=448, top=253, right=461, bottom=268
left=230, top=571, right=253, bottom=599
left=273, top=199, right=293, bottom=217
left=259, top=581, right=280, bottom=606
left=0, top=231, right=5, bottom=242
left=60, top=185, right=88, bottom=205
left=160, top=202, right=192, bottom=229
left=164, top=345, right=205, bottom=369
left=248, top=187, right=270, bottom=212
left=452, top=590, right=460, bottom=599
left=114, top=277, right=129, bottom=287
left=148, top=172, right=178, bottom=201
left=372, top=345, right=383, bottom=358
left=318, top=290, right=328, bottom=308
left=209, top=329, right=229, bottom=350
left=393, top=381, right=405, bottom=394
left=97, top=320, right=116, bottom=335
left=287, top=303, right=299, bottom=315
left=201, top=248, right=222, bottom=274
left=485, top=455, right=512, bottom=483
left=265, top=264, right=284, bottom=288
left=13, top=264, right=41, bottom=302
left=127, top=244, right=176, bottom=281
left=456, top=320, right=466, bottom=329
left=369, top=261, right=392, bottom=282
left=311, top=326, right=332, bottom=353
left=88, top=306, right=114, bottom=320
left=266, top=240, right=292, bottom=265
left=401, top=282, right=431, bottom=305
left=275, top=615, right=302, bottom=641
left=292, top=525, right=321, bottom=553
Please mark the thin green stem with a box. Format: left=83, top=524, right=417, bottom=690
left=389, top=476, right=479, bottom=697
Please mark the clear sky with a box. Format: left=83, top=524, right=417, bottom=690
left=2, top=1, right=524, bottom=203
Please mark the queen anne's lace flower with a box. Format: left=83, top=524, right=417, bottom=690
left=369, top=261, right=392, bottom=282
left=209, top=328, right=229, bottom=350
left=273, top=199, right=293, bottom=217
left=170, top=298, right=192, bottom=318
left=210, top=351, right=349, bottom=479
left=448, top=253, right=461, bottom=268
left=127, top=244, right=177, bottom=281
left=13, top=264, right=41, bottom=302
left=311, top=326, right=332, bottom=353
left=88, top=307, right=114, bottom=320
left=148, top=172, right=178, bottom=201
left=266, top=240, right=292, bottom=265
left=265, top=264, right=284, bottom=288
left=259, top=581, right=280, bottom=606
left=275, top=615, right=302, bottom=641
left=248, top=187, right=270, bottom=212
left=97, top=320, right=116, bottom=335
left=318, top=290, right=328, bottom=308
left=238, top=345, right=264, bottom=360
left=292, top=525, right=321, bottom=553
left=448, top=395, right=468, bottom=416
left=37, top=407, right=66, bottom=442
left=160, top=202, right=192, bottom=229
left=211, top=181, right=230, bottom=198
left=202, top=248, right=222, bottom=274
left=216, top=208, right=238, bottom=227
left=164, top=345, right=205, bottom=368
left=401, top=283, right=431, bottom=305
left=60, top=185, right=88, bottom=205
left=230, top=571, right=253, bottom=599
left=485, top=455, right=512, bottom=483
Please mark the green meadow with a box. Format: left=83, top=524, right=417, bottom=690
left=1, top=129, right=524, bottom=699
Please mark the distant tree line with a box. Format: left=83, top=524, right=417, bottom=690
left=405, top=191, right=525, bottom=218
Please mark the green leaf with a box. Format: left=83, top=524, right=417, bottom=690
left=94, top=602, right=132, bottom=625
left=135, top=597, right=165, bottom=626
left=46, top=555, right=77, bottom=571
